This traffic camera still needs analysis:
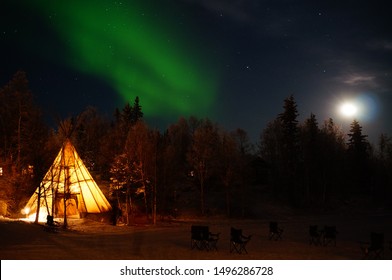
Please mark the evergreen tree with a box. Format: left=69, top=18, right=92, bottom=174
left=319, top=118, right=346, bottom=203
left=347, top=120, right=369, bottom=157
left=278, top=95, right=301, bottom=205
left=375, top=134, right=392, bottom=201
left=118, top=96, right=143, bottom=129
left=378, top=133, right=392, bottom=161
left=109, top=97, right=145, bottom=162
left=346, top=119, right=371, bottom=193
left=300, top=113, right=320, bottom=203
left=121, top=102, right=133, bottom=128
left=131, top=96, right=143, bottom=124
left=260, top=119, right=285, bottom=199
left=278, top=95, right=299, bottom=147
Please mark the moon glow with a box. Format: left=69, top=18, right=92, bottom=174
left=340, top=102, right=358, bottom=117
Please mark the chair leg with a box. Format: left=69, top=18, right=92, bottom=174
left=230, top=243, right=236, bottom=253
left=373, top=249, right=384, bottom=259
left=230, top=242, right=242, bottom=254
left=240, top=244, right=248, bottom=254
left=209, top=240, right=218, bottom=251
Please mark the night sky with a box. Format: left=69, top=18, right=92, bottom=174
left=2, top=0, right=392, bottom=144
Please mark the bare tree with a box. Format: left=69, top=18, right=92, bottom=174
left=217, top=131, right=239, bottom=217
left=187, top=119, right=220, bottom=215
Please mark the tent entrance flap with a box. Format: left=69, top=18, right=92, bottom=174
left=55, top=194, right=79, bottom=217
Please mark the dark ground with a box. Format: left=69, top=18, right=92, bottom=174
left=1, top=212, right=391, bottom=260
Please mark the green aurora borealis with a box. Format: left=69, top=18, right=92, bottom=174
left=29, top=0, right=218, bottom=119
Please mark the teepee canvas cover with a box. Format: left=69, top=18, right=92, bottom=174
left=24, top=140, right=111, bottom=221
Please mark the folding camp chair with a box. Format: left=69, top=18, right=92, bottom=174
left=191, top=225, right=220, bottom=251
left=191, top=225, right=209, bottom=250
left=230, top=227, right=251, bottom=254
left=360, top=232, right=384, bottom=259
left=309, top=225, right=322, bottom=246
left=207, top=231, right=221, bottom=251
left=322, top=226, right=337, bottom=246
left=269, top=221, right=283, bottom=241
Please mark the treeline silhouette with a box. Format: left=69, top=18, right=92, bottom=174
left=1, top=71, right=391, bottom=221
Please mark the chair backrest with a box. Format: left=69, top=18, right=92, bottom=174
left=231, top=227, right=243, bottom=242
left=370, top=232, right=384, bottom=249
left=191, top=225, right=209, bottom=240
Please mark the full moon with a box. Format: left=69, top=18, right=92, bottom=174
left=339, top=102, right=358, bottom=117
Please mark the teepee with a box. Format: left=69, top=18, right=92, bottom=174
left=24, top=140, right=112, bottom=222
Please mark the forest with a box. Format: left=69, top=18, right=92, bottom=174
left=1, top=71, right=392, bottom=223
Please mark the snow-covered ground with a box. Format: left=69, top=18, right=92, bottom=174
left=1, top=214, right=391, bottom=260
